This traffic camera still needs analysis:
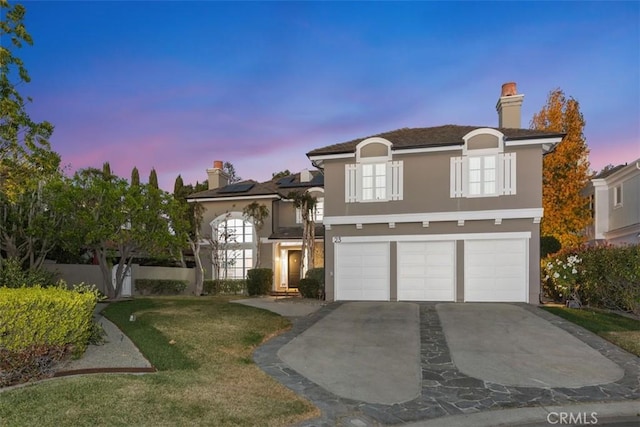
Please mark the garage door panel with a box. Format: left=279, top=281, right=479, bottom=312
left=336, top=243, right=389, bottom=301
left=465, top=239, right=527, bottom=303
left=398, top=241, right=455, bottom=301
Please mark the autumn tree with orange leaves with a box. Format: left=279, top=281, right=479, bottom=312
left=531, top=88, right=591, bottom=248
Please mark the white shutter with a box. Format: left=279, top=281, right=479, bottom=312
left=450, top=156, right=464, bottom=198
left=500, top=153, right=517, bottom=195
left=390, top=160, right=403, bottom=200
left=295, top=208, right=302, bottom=223
left=345, top=164, right=357, bottom=203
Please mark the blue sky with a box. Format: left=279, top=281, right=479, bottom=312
left=13, top=1, right=640, bottom=190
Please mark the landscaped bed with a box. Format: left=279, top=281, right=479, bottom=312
left=0, top=296, right=319, bottom=426
left=542, top=305, right=640, bottom=357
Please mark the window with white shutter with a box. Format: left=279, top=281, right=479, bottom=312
left=451, top=129, right=517, bottom=198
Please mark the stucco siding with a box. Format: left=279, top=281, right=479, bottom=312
left=324, top=146, right=543, bottom=217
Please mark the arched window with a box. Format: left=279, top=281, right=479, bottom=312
left=211, top=213, right=254, bottom=279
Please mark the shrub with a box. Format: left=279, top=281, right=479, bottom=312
left=305, top=268, right=325, bottom=286
left=540, top=236, right=562, bottom=258
left=0, top=286, right=97, bottom=359
left=204, top=279, right=246, bottom=295
left=542, top=244, right=640, bottom=314
left=0, top=258, right=58, bottom=288
left=135, top=279, right=188, bottom=295
left=246, top=268, right=273, bottom=296
left=0, top=344, right=71, bottom=387
left=298, top=277, right=322, bottom=299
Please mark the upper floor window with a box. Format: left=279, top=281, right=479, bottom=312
left=451, top=129, right=515, bottom=198
left=613, top=184, right=623, bottom=207
left=362, top=163, right=386, bottom=200
left=345, top=137, right=403, bottom=203
left=296, top=196, right=324, bottom=223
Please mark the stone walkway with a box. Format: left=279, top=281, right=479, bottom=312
left=253, top=302, right=640, bottom=427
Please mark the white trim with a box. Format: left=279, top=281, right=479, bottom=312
left=463, top=128, right=505, bottom=142
left=333, top=232, right=531, bottom=243
left=356, top=137, right=393, bottom=162
left=187, top=194, right=278, bottom=203
left=505, top=136, right=563, bottom=147
left=392, top=145, right=462, bottom=155
left=308, top=153, right=355, bottom=161
left=324, top=208, right=544, bottom=226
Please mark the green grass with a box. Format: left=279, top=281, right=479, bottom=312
left=0, top=296, right=319, bottom=427
left=543, top=306, right=640, bottom=356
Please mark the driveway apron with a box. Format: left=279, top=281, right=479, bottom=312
left=436, top=303, right=624, bottom=388
left=278, top=301, right=421, bottom=405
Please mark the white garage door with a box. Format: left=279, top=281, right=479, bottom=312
left=465, top=239, right=528, bottom=302
left=398, top=241, right=455, bottom=301
left=335, top=242, right=389, bottom=301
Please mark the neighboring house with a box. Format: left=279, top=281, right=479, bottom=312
left=585, top=159, right=640, bottom=246
left=307, top=82, right=564, bottom=304
left=187, top=163, right=324, bottom=292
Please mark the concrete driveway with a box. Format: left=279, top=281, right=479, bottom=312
left=437, top=303, right=624, bottom=388
left=255, top=301, right=639, bottom=426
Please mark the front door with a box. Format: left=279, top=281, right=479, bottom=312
left=287, top=250, right=302, bottom=289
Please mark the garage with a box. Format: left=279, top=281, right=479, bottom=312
left=397, top=241, right=455, bottom=301
left=465, top=239, right=528, bottom=302
left=335, top=242, right=389, bottom=300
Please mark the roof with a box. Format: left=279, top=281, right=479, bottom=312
left=307, top=125, right=565, bottom=156
left=187, top=171, right=324, bottom=201
left=592, top=164, right=626, bottom=180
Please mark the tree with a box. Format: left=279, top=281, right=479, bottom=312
left=288, top=191, right=316, bottom=280
left=0, top=0, right=63, bottom=272
left=149, top=168, right=158, bottom=189
left=131, top=166, right=140, bottom=186
left=223, top=161, right=241, bottom=183
left=172, top=176, right=208, bottom=294
left=61, top=168, right=184, bottom=298
left=531, top=88, right=591, bottom=248
left=242, top=201, right=269, bottom=267
left=272, top=169, right=291, bottom=179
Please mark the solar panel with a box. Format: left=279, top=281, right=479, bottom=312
left=277, top=176, right=295, bottom=186
left=218, top=183, right=255, bottom=193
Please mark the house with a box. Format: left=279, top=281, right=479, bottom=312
left=306, top=82, right=564, bottom=303
left=187, top=164, right=324, bottom=292
left=585, top=159, right=640, bottom=246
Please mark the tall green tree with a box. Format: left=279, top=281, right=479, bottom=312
left=531, top=88, right=591, bottom=248
left=131, top=166, right=140, bottom=186
left=61, top=168, right=184, bottom=298
left=242, top=201, right=269, bottom=267
left=288, top=191, right=316, bottom=280
left=0, top=0, right=64, bottom=272
left=172, top=177, right=208, bottom=294
left=149, top=168, right=159, bottom=189
left=223, top=161, right=241, bottom=183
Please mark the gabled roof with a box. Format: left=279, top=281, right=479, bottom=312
left=307, top=125, right=565, bottom=156
left=592, top=164, right=626, bottom=180
left=187, top=171, right=324, bottom=201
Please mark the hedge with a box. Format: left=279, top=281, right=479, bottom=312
left=246, top=268, right=273, bottom=296
left=135, top=279, right=188, bottom=295
left=0, top=286, right=98, bottom=356
left=203, top=279, right=246, bottom=295
left=542, top=244, right=640, bottom=314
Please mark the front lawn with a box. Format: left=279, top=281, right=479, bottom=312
left=0, top=296, right=319, bottom=426
left=543, top=306, right=640, bottom=357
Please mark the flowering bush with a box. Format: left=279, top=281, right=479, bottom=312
left=542, top=250, right=583, bottom=304
left=542, top=243, right=640, bottom=314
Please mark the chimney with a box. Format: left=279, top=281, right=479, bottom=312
left=496, top=82, right=524, bottom=128
left=206, top=160, right=229, bottom=190
left=300, top=169, right=312, bottom=183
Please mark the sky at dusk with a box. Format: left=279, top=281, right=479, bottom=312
left=11, top=1, right=640, bottom=191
